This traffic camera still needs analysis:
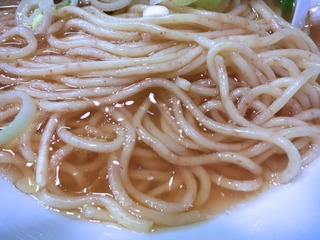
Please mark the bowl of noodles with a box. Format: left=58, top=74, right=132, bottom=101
left=0, top=0, right=320, bottom=239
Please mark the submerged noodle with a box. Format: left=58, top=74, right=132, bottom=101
left=0, top=0, right=320, bottom=232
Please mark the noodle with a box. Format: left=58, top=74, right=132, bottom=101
left=0, top=0, right=319, bottom=232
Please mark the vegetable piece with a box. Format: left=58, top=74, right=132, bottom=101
left=194, top=0, right=230, bottom=12
left=55, top=0, right=79, bottom=9
left=0, top=91, right=36, bottom=146
left=281, top=0, right=295, bottom=14
left=281, top=0, right=295, bottom=20
left=171, top=0, right=197, bottom=6
left=170, top=0, right=230, bottom=12
left=30, top=12, right=44, bottom=30
left=16, top=0, right=56, bottom=35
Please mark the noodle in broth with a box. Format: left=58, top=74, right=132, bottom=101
left=0, top=0, right=320, bottom=232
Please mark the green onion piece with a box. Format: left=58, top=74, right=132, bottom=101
left=194, top=0, right=230, bottom=12
left=280, top=0, right=295, bottom=21
left=171, top=0, right=197, bottom=6
left=31, top=13, right=44, bottom=30
left=56, top=0, right=71, bottom=8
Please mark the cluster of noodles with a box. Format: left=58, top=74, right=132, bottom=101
left=0, top=0, right=320, bottom=232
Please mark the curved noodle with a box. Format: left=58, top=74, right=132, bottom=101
left=15, top=0, right=55, bottom=35
left=0, top=26, right=37, bottom=60
left=0, top=90, right=36, bottom=146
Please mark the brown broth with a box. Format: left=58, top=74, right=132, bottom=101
left=310, top=25, right=320, bottom=48
left=45, top=98, right=267, bottom=226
